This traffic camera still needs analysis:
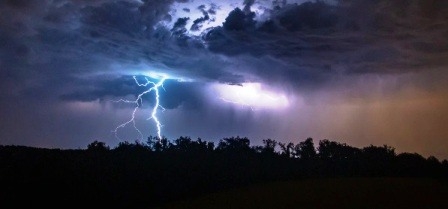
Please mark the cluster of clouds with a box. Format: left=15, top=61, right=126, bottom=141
left=1, top=0, right=447, bottom=106
left=1, top=0, right=448, bottom=155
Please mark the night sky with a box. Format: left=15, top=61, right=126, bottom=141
left=1, top=0, right=448, bottom=158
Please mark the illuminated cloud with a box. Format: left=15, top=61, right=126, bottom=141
left=212, top=83, right=289, bottom=109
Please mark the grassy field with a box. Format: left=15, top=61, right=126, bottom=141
left=162, top=178, right=448, bottom=209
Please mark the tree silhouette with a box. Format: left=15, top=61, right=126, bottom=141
left=262, top=139, right=277, bottom=154
left=294, top=137, right=316, bottom=160
left=147, top=136, right=172, bottom=152
left=279, top=142, right=294, bottom=158
left=172, top=136, right=214, bottom=153
left=87, top=140, right=109, bottom=151
left=217, top=136, right=251, bottom=153
left=318, top=139, right=359, bottom=160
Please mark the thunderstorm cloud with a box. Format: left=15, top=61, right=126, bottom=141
left=1, top=0, right=448, bottom=158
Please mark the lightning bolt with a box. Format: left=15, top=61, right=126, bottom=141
left=113, top=75, right=167, bottom=140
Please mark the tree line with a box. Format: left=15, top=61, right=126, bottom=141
left=1, top=136, right=447, bottom=207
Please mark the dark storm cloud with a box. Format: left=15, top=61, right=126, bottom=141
left=222, top=8, right=256, bottom=31
left=190, top=5, right=210, bottom=31
left=172, top=17, right=190, bottom=35
left=200, top=0, right=448, bottom=89
left=0, top=0, right=230, bottom=105
left=190, top=15, right=209, bottom=31
left=1, top=0, right=448, bottom=103
left=243, top=0, right=255, bottom=13
left=59, top=75, right=141, bottom=102
left=207, top=4, right=217, bottom=15
left=276, top=2, right=338, bottom=31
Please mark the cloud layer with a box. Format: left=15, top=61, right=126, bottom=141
left=1, top=0, right=448, bottom=158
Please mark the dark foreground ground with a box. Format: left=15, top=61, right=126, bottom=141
left=1, top=137, right=447, bottom=207
left=163, top=178, right=448, bottom=209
